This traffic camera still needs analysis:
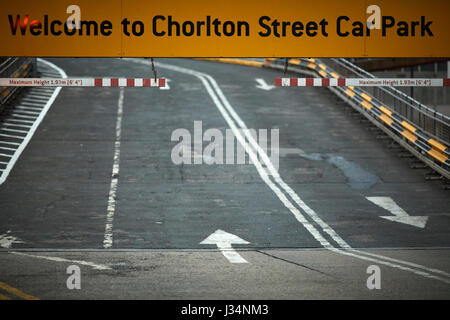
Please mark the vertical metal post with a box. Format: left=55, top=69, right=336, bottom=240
left=448, top=60, right=450, bottom=78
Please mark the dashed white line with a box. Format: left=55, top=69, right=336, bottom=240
left=103, top=88, right=124, bottom=249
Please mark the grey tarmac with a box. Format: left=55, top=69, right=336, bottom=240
left=0, top=58, right=449, bottom=299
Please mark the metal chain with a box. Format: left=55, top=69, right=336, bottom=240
left=151, top=58, right=157, bottom=81
left=283, top=58, right=289, bottom=76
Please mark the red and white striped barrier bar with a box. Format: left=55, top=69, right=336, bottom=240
left=0, top=78, right=166, bottom=87
left=275, top=78, right=450, bottom=87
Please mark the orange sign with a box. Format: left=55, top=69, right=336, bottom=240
left=0, top=0, right=449, bottom=57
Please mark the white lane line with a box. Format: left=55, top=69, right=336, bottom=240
left=348, top=248, right=450, bottom=278
left=0, top=58, right=66, bottom=186
left=103, top=88, right=124, bottom=249
left=0, top=153, right=12, bottom=158
left=330, top=248, right=450, bottom=284
left=127, top=59, right=450, bottom=284
left=0, top=147, right=16, bottom=151
left=205, top=71, right=351, bottom=248
left=147, top=60, right=343, bottom=248
left=10, top=252, right=112, bottom=270
left=203, top=70, right=450, bottom=281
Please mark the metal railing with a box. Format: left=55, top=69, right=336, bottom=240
left=265, top=57, right=449, bottom=178
left=321, top=58, right=450, bottom=145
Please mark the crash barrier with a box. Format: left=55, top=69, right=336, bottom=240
left=265, top=58, right=450, bottom=178
left=0, top=78, right=166, bottom=87
left=0, top=57, right=33, bottom=107
left=323, top=58, right=450, bottom=145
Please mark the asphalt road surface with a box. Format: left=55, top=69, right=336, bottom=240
left=0, top=58, right=449, bottom=299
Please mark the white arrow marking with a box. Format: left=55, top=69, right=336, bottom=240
left=200, top=229, right=249, bottom=263
left=366, top=196, right=428, bottom=228
left=255, top=78, right=275, bottom=91
left=160, top=78, right=171, bottom=90
left=0, top=231, right=24, bottom=248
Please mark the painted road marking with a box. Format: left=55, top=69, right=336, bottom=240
left=0, top=232, right=24, bottom=248
left=367, top=196, right=429, bottom=228
left=0, top=282, right=39, bottom=300
left=11, top=252, right=112, bottom=270
left=126, top=58, right=450, bottom=284
left=16, top=106, right=43, bottom=111
left=0, top=141, right=20, bottom=146
left=200, top=230, right=250, bottom=264
left=0, top=58, right=66, bottom=186
left=2, top=123, right=32, bottom=129
left=5, top=118, right=34, bottom=124
left=11, top=110, right=40, bottom=116
left=1, top=128, right=28, bottom=134
left=103, top=87, right=124, bottom=249
left=8, top=114, right=37, bottom=120
left=255, top=78, right=275, bottom=91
